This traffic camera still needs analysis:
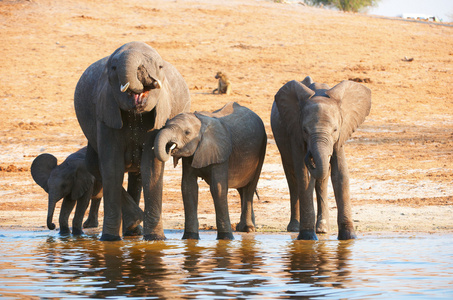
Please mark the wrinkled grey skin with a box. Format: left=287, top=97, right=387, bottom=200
left=74, top=41, right=190, bottom=241
left=271, top=77, right=371, bottom=240
left=154, top=102, right=267, bottom=240
left=31, top=147, right=102, bottom=235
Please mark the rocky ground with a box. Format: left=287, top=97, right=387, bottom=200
left=0, top=0, right=452, bottom=237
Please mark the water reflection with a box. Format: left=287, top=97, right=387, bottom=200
left=0, top=231, right=452, bottom=299
left=284, top=240, right=353, bottom=298
left=38, top=236, right=184, bottom=298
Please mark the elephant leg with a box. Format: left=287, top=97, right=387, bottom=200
left=98, top=125, right=125, bottom=241
left=210, top=163, right=234, bottom=240
left=86, top=143, right=101, bottom=181
left=295, top=150, right=317, bottom=241
left=237, top=142, right=265, bottom=233
left=141, top=146, right=166, bottom=241
left=275, top=133, right=299, bottom=232
left=83, top=197, right=101, bottom=228
left=285, top=162, right=300, bottom=232
left=331, top=147, right=356, bottom=240
left=83, top=179, right=102, bottom=228
left=59, top=196, right=76, bottom=235
left=272, top=108, right=301, bottom=232
left=315, top=175, right=330, bottom=234
left=123, top=172, right=143, bottom=236
left=236, top=186, right=256, bottom=233
left=72, top=189, right=92, bottom=235
left=121, top=187, right=144, bottom=235
left=127, top=171, right=142, bottom=205
left=181, top=159, right=200, bottom=240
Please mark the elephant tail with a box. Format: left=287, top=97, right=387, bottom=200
left=254, top=189, right=260, bottom=201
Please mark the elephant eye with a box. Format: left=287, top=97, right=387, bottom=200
left=333, top=127, right=338, bottom=132
left=185, top=130, right=191, bottom=136
left=303, top=127, right=308, bottom=134
left=111, top=66, right=117, bottom=71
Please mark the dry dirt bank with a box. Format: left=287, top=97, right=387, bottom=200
left=0, top=0, right=452, bottom=235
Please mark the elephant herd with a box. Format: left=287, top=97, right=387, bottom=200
left=31, top=41, right=371, bottom=241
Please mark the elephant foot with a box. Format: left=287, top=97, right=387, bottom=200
left=124, top=218, right=142, bottom=232
left=100, top=233, right=122, bottom=241
left=182, top=232, right=200, bottom=240
left=83, top=218, right=99, bottom=229
left=72, top=228, right=84, bottom=236
left=235, top=222, right=256, bottom=233
left=59, top=227, right=71, bottom=236
left=217, top=232, right=234, bottom=240
left=297, top=229, right=318, bottom=241
left=287, top=219, right=300, bottom=232
left=338, top=225, right=357, bottom=240
left=316, top=219, right=330, bottom=234
left=124, top=225, right=143, bottom=236
left=144, top=233, right=166, bottom=241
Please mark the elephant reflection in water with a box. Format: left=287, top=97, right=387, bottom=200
left=38, top=238, right=184, bottom=298
left=181, top=239, right=206, bottom=277
left=286, top=240, right=353, bottom=293
left=180, top=236, right=268, bottom=298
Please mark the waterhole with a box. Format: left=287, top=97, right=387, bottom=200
left=0, top=230, right=452, bottom=299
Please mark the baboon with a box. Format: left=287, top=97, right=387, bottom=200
left=213, top=71, right=231, bottom=95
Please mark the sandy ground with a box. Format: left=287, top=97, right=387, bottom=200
left=0, top=0, right=452, bottom=237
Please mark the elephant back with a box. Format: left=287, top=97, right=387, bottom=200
left=216, top=102, right=265, bottom=138
left=74, top=57, right=109, bottom=152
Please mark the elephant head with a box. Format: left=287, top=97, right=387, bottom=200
left=154, top=112, right=232, bottom=169
left=274, top=77, right=371, bottom=180
left=95, top=41, right=172, bottom=130
left=31, top=154, right=94, bottom=230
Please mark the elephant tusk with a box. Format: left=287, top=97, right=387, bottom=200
left=169, top=143, right=177, bottom=151
left=120, top=82, right=130, bottom=93
left=153, top=79, right=162, bottom=89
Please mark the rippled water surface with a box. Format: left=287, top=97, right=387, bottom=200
left=0, top=230, right=452, bottom=299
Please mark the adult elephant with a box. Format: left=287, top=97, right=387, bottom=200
left=74, top=41, right=190, bottom=241
left=271, top=76, right=371, bottom=240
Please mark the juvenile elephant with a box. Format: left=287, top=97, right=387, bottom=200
left=74, top=41, right=190, bottom=241
left=154, top=102, right=267, bottom=240
left=271, top=76, right=371, bottom=240
left=31, top=147, right=102, bottom=235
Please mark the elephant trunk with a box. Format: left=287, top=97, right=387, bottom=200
left=305, top=140, right=331, bottom=180
left=118, top=52, right=144, bottom=93
left=47, top=197, right=56, bottom=230
left=154, top=129, right=176, bottom=162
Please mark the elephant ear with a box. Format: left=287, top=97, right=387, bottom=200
left=191, top=114, right=232, bottom=169
left=96, top=65, right=123, bottom=129
left=274, top=80, right=315, bottom=140
left=71, top=165, right=94, bottom=200
left=153, top=75, right=173, bottom=130
left=326, top=80, right=371, bottom=146
left=31, top=154, right=58, bottom=192
left=300, top=76, right=314, bottom=87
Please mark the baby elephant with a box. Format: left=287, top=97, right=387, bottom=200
left=154, top=102, right=267, bottom=240
left=31, top=147, right=102, bottom=235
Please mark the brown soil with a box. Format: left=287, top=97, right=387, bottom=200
left=0, top=0, right=452, bottom=236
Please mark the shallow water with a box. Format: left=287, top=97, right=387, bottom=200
left=0, top=230, right=452, bottom=299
